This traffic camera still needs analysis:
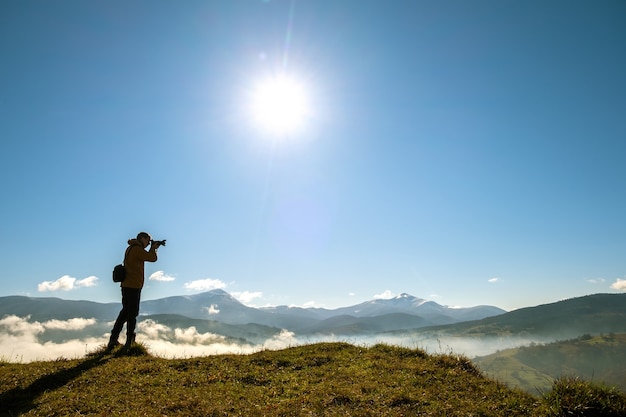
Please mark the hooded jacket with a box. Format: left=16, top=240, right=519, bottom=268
left=121, top=239, right=158, bottom=289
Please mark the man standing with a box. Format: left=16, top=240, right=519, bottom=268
left=107, top=232, right=163, bottom=351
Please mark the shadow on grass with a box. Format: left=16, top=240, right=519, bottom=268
left=0, top=347, right=116, bottom=416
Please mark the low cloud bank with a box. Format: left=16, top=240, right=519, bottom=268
left=0, top=316, right=298, bottom=363
left=0, top=315, right=103, bottom=362
left=0, top=315, right=550, bottom=363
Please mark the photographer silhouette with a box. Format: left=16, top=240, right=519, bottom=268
left=107, top=232, right=164, bottom=351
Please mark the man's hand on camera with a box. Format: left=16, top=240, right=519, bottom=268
left=151, top=240, right=165, bottom=248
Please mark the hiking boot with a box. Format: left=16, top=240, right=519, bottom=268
left=123, top=333, right=136, bottom=350
left=106, top=337, right=121, bottom=352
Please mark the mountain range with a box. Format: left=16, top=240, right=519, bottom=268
left=0, top=290, right=504, bottom=335
left=2, top=291, right=625, bottom=347
left=409, top=292, right=626, bottom=341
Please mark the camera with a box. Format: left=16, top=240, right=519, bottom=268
left=151, top=239, right=166, bottom=247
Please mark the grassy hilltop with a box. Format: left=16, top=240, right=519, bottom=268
left=1, top=342, right=625, bottom=416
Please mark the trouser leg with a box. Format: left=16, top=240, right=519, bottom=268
left=108, top=291, right=128, bottom=349
left=110, top=310, right=126, bottom=342
left=109, top=287, right=141, bottom=349
left=123, top=288, right=141, bottom=346
left=107, top=318, right=123, bottom=349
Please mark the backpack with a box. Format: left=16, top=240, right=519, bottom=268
left=112, top=264, right=126, bottom=282
left=112, top=245, right=132, bottom=283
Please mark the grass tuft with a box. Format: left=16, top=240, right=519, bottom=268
left=543, top=376, right=626, bottom=417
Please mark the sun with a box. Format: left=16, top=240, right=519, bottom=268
left=249, top=74, right=310, bottom=136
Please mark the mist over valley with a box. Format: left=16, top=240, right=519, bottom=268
left=2, top=291, right=624, bottom=368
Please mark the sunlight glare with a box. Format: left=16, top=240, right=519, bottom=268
left=250, top=74, right=310, bottom=136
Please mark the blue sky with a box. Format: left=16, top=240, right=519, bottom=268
left=1, top=0, right=625, bottom=311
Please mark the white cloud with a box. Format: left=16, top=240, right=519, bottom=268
left=43, top=318, right=97, bottom=331
left=262, top=329, right=295, bottom=350
left=0, top=316, right=102, bottom=362
left=488, top=277, right=499, bottom=283
left=610, top=278, right=626, bottom=292
left=149, top=271, right=176, bottom=282
left=174, top=327, right=226, bottom=344
left=144, top=339, right=258, bottom=358
left=37, top=275, right=98, bottom=292
left=38, top=276, right=77, bottom=292
left=137, top=320, right=171, bottom=339
left=206, top=304, right=220, bottom=315
left=0, top=315, right=97, bottom=334
left=374, top=290, right=395, bottom=300
left=0, top=315, right=554, bottom=364
left=77, top=276, right=98, bottom=287
left=231, top=291, right=263, bottom=304
left=0, top=316, right=300, bottom=363
left=0, top=315, right=44, bottom=336
left=184, top=278, right=226, bottom=292
left=587, top=278, right=605, bottom=284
